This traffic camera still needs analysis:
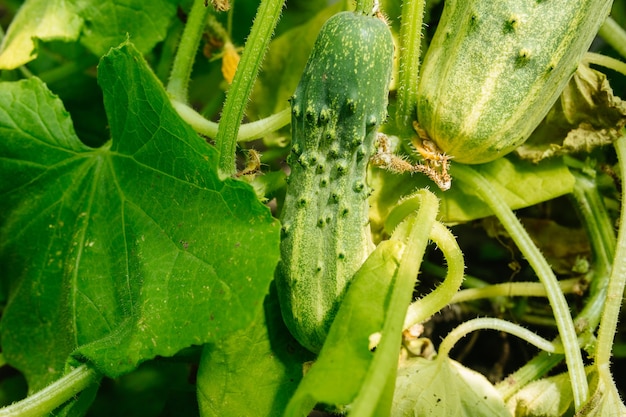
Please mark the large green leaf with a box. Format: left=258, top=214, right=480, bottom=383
left=77, top=0, right=178, bottom=58
left=0, top=41, right=280, bottom=391
left=0, top=0, right=177, bottom=69
left=197, top=283, right=313, bottom=417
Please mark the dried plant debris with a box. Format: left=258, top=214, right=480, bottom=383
left=516, top=63, right=626, bottom=163
left=371, top=125, right=452, bottom=191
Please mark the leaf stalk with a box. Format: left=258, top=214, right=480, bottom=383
left=167, top=0, right=212, bottom=102
left=451, top=163, right=589, bottom=410
left=215, top=0, right=285, bottom=178
left=0, top=365, right=100, bottom=417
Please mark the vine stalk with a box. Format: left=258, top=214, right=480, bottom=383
left=438, top=318, right=559, bottom=359
left=167, top=0, right=211, bottom=102
left=451, top=163, right=588, bottom=410
left=598, top=17, right=626, bottom=60
left=173, top=101, right=290, bottom=142
left=496, top=165, right=616, bottom=401
left=595, top=133, right=626, bottom=382
left=0, top=365, right=100, bottom=417
left=403, top=221, right=465, bottom=329
left=215, top=0, right=285, bottom=178
left=450, top=278, right=584, bottom=305
left=583, top=52, right=626, bottom=76
left=395, top=0, right=426, bottom=134
left=350, top=189, right=439, bottom=416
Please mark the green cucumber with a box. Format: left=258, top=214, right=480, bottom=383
left=417, top=0, right=613, bottom=164
left=277, top=11, right=394, bottom=353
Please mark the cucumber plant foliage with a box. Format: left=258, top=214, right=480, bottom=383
left=0, top=0, right=626, bottom=416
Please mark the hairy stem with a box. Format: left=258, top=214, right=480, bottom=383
left=173, top=100, right=290, bottom=142
left=0, top=365, right=100, bottom=417
left=395, top=0, right=426, bottom=134
left=583, top=52, right=626, bottom=76
left=451, top=163, right=588, bottom=410
left=451, top=278, right=584, bottom=305
left=595, top=133, right=626, bottom=379
left=496, top=166, right=615, bottom=400
left=403, top=221, right=465, bottom=329
left=167, top=0, right=211, bottom=102
left=569, top=169, right=614, bottom=334
left=215, top=0, right=285, bottom=177
left=350, top=189, right=439, bottom=416
left=38, top=60, right=97, bottom=85
left=438, top=317, right=559, bottom=359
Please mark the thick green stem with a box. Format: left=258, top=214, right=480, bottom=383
left=350, top=189, right=439, bottom=416
left=496, top=165, right=616, bottom=400
left=156, top=19, right=185, bottom=83
left=595, top=133, right=626, bottom=379
left=167, top=0, right=211, bottom=102
left=172, top=100, right=290, bottom=142
left=571, top=170, right=616, bottom=266
left=395, top=0, right=426, bottom=134
left=451, top=278, right=584, bottom=304
left=438, top=318, right=559, bottom=359
left=451, top=163, right=588, bottom=410
left=598, top=17, right=626, bottom=60
left=0, top=365, right=100, bottom=417
left=570, top=170, right=615, bottom=334
left=403, top=221, right=465, bottom=328
left=215, top=0, right=285, bottom=177
left=584, top=52, right=626, bottom=76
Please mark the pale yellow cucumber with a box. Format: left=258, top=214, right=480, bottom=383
left=417, top=0, right=613, bottom=164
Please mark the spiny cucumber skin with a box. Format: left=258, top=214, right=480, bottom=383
left=277, top=11, right=394, bottom=353
left=417, top=0, right=613, bottom=164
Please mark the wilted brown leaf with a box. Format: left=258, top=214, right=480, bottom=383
left=516, top=62, right=626, bottom=163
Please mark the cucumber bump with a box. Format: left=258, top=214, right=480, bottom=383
left=277, top=11, right=394, bottom=353
left=417, top=0, right=614, bottom=164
